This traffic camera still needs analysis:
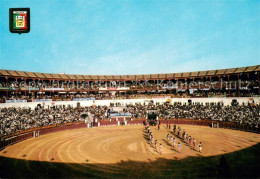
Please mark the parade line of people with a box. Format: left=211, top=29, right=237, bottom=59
left=144, top=121, right=203, bottom=155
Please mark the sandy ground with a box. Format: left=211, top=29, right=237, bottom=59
left=1, top=124, right=260, bottom=164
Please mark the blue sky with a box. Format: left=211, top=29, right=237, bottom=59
left=0, top=0, right=259, bottom=75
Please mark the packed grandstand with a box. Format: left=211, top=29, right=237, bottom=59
left=0, top=65, right=259, bottom=102
left=0, top=65, right=259, bottom=138
left=1, top=102, right=259, bottom=137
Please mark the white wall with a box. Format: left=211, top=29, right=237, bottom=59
left=170, top=97, right=260, bottom=106
left=0, top=97, right=259, bottom=108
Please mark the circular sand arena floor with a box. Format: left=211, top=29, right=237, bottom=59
left=1, top=124, right=260, bottom=164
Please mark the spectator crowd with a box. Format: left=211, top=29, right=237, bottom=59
left=0, top=101, right=259, bottom=137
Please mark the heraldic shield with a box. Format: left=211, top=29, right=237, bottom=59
left=9, top=8, right=30, bottom=34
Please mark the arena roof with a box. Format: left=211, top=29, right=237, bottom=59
left=0, top=65, right=259, bottom=80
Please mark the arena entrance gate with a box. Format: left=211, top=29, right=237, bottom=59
left=147, top=110, right=158, bottom=126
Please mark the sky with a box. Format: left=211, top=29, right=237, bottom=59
left=0, top=0, right=259, bottom=75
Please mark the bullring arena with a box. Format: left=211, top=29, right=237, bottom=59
left=1, top=122, right=260, bottom=178
left=0, top=65, right=260, bottom=178
left=1, top=123, right=260, bottom=178
left=1, top=124, right=260, bottom=163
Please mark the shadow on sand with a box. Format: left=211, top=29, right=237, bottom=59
left=0, top=142, right=260, bottom=178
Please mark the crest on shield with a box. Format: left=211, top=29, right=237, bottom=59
left=9, top=8, right=30, bottom=34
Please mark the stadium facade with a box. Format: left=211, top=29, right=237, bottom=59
left=0, top=65, right=259, bottom=105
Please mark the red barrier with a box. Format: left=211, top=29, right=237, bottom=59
left=100, top=121, right=117, bottom=126
left=127, top=120, right=143, bottom=125
left=0, top=122, right=87, bottom=151
left=39, top=123, right=87, bottom=136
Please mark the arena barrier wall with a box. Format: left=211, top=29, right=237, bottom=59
left=0, top=121, right=86, bottom=151
left=1, top=119, right=259, bottom=151
left=100, top=121, right=118, bottom=126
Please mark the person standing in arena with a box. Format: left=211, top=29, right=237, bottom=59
left=178, top=142, right=182, bottom=153
left=151, top=136, right=154, bottom=148
left=159, top=143, right=163, bottom=155
left=193, top=138, right=196, bottom=150
left=199, top=142, right=202, bottom=153
left=188, top=136, right=192, bottom=145
left=183, top=131, right=186, bottom=139
left=172, top=137, right=176, bottom=148
left=155, top=140, right=158, bottom=150
left=167, top=133, right=170, bottom=141
left=170, top=136, right=173, bottom=146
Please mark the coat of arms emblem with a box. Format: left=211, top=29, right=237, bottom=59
left=15, top=15, right=25, bottom=28
left=9, top=8, right=30, bottom=34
